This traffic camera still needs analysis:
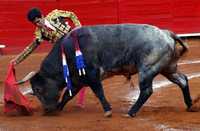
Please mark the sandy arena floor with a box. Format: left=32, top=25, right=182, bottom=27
left=0, top=38, right=200, bottom=131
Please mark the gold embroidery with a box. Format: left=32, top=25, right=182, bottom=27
left=14, top=9, right=81, bottom=65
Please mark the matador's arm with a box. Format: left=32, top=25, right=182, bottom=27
left=12, top=39, right=40, bottom=65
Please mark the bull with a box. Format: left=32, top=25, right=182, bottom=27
left=29, top=24, right=193, bottom=117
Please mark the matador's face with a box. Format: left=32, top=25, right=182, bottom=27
left=33, top=17, right=45, bottom=28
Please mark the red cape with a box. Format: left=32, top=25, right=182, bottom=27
left=4, top=62, right=32, bottom=115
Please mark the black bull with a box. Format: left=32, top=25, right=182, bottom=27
left=30, top=24, right=193, bottom=117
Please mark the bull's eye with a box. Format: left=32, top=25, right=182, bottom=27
left=35, top=87, right=43, bottom=94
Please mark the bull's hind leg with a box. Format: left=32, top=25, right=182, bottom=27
left=127, top=71, right=154, bottom=117
left=162, top=71, right=193, bottom=110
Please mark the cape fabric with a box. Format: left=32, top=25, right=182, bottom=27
left=4, top=62, right=32, bottom=115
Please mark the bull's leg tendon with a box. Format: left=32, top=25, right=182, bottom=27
left=162, top=72, right=192, bottom=109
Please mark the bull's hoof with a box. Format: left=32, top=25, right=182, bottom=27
left=56, top=103, right=64, bottom=111
left=186, top=106, right=199, bottom=112
left=187, top=96, right=200, bottom=112
left=104, top=111, right=112, bottom=117
left=122, top=113, right=136, bottom=118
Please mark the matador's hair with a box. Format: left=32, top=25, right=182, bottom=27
left=27, top=8, right=42, bottom=22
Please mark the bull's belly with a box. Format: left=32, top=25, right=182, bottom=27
left=100, top=65, right=137, bottom=80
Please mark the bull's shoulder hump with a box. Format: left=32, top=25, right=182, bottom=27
left=76, top=23, right=157, bottom=30
left=72, top=23, right=160, bottom=38
left=79, top=23, right=156, bottom=29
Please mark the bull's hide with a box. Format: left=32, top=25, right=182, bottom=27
left=42, top=24, right=174, bottom=81
left=30, top=24, right=192, bottom=117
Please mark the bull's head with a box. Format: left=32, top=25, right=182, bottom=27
left=30, top=72, right=60, bottom=114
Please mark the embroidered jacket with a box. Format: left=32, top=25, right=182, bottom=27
left=14, top=9, right=81, bottom=65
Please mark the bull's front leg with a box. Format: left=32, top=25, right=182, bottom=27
left=89, top=80, right=112, bottom=117
left=57, top=87, right=81, bottom=111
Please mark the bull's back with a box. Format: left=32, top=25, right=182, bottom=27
left=75, top=24, right=175, bottom=69
left=79, top=24, right=174, bottom=51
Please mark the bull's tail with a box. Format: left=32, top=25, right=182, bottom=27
left=168, top=30, right=189, bottom=57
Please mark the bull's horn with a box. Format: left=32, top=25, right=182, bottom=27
left=16, top=71, right=36, bottom=85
